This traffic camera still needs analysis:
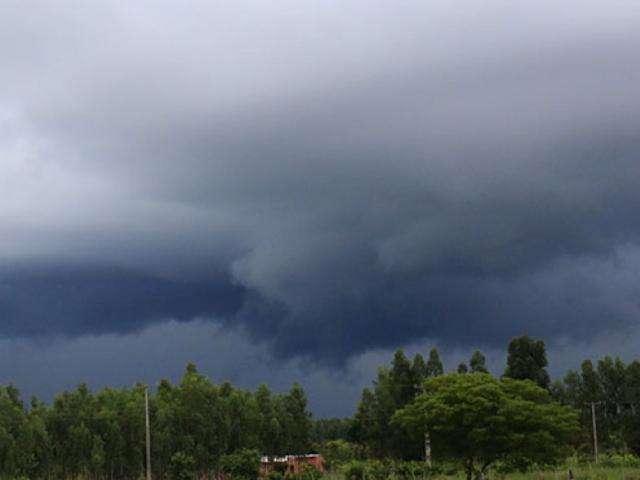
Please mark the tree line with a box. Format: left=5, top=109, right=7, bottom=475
left=346, top=335, right=640, bottom=469
left=0, top=363, right=312, bottom=480
left=1, top=336, right=639, bottom=479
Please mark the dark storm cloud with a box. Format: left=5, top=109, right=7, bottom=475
left=2, top=1, right=640, bottom=361
left=0, top=263, right=245, bottom=337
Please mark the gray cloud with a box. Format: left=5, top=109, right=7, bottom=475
left=1, top=1, right=640, bottom=367
left=5, top=321, right=640, bottom=418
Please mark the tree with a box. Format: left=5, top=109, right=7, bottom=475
left=469, top=350, right=488, bottom=374
left=580, top=360, right=602, bottom=403
left=390, top=350, right=415, bottom=406
left=281, top=383, right=312, bottom=452
left=255, top=384, right=283, bottom=455
left=311, top=418, right=351, bottom=444
left=503, top=335, right=550, bottom=389
left=411, top=354, right=428, bottom=389
left=457, top=363, right=469, bottom=374
left=425, top=348, right=444, bottom=377
left=393, top=373, right=578, bottom=480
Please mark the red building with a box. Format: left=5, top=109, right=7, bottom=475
left=260, top=454, right=324, bottom=476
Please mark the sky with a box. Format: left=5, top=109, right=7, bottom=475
left=2, top=1, right=640, bottom=417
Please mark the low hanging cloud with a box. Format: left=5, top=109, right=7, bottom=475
left=1, top=1, right=640, bottom=363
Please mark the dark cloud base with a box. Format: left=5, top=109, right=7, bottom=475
left=0, top=263, right=246, bottom=338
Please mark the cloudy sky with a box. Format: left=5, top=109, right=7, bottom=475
left=2, top=1, right=640, bottom=416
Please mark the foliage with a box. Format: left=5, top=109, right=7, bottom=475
left=219, top=449, right=260, bottom=480
left=168, top=451, right=197, bottom=480
left=393, top=373, right=579, bottom=480
left=469, top=351, right=488, bottom=374
left=340, top=459, right=444, bottom=480
left=599, top=452, right=640, bottom=468
left=0, top=364, right=314, bottom=480
left=319, top=439, right=362, bottom=470
left=265, top=471, right=284, bottom=480
left=312, top=418, right=353, bottom=444
left=554, top=356, right=640, bottom=455
left=426, top=348, right=444, bottom=378
left=503, top=335, right=550, bottom=389
left=351, top=348, right=446, bottom=459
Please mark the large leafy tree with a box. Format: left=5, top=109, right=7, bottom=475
left=393, top=373, right=578, bottom=480
left=503, top=335, right=550, bottom=389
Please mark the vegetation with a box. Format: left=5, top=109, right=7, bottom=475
left=0, top=363, right=312, bottom=480
left=393, top=374, right=578, bottom=479
left=1, top=334, right=640, bottom=479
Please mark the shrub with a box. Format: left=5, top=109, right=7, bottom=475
left=342, top=460, right=367, bottom=480
left=168, top=452, right=197, bottom=480
left=265, top=471, right=284, bottom=480
left=219, top=449, right=261, bottom=480
left=320, top=439, right=361, bottom=470
left=599, top=453, right=640, bottom=468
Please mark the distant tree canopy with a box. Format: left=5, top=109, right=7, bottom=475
left=393, top=373, right=578, bottom=480
left=503, top=335, right=550, bottom=389
left=311, top=418, right=352, bottom=444
left=350, top=348, right=446, bottom=459
left=469, top=350, right=488, bottom=374
left=0, top=364, right=313, bottom=480
left=2, top=335, right=640, bottom=479
left=552, top=356, right=640, bottom=454
left=350, top=335, right=640, bottom=463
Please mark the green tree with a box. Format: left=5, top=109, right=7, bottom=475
left=256, top=384, right=283, bottom=455
left=390, top=350, right=414, bottom=406
left=469, top=350, right=488, bottom=374
left=580, top=360, right=602, bottom=403
left=311, top=418, right=351, bottom=444
left=503, top=335, right=550, bottom=389
left=393, top=373, right=578, bottom=480
left=411, top=354, right=429, bottom=387
left=425, top=348, right=444, bottom=377
left=281, top=383, right=312, bottom=452
left=457, top=363, right=469, bottom=374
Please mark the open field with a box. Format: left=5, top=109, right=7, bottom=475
left=324, top=465, right=640, bottom=480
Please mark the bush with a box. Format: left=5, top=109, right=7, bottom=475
left=219, top=449, right=261, bottom=480
left=265, top=471, right=284, bottom=480
left=599, top=453, right=640, bottom=468
left=319, top=439, right=361, bottom=469
left=168, top=452, right=197, bottom=480
left=342, top=460, right=367, bottom=480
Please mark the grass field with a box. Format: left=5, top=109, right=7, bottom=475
left=326, top=464, right=640, bottom=480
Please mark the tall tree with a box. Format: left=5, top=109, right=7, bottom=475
left=426, top=348, right=444, bottom=377
left=580, top=360, right=602, bottom=404
left=503, top=335, right=550, bottom=389
left=390, top=349, right=414, bottom=406
left=469, top=350, right=488, bottom=374
left=281, top=383, right=313, bottom=452
left=411, top=354, right=428, bottom=387
left=255, top=384, right=282, bottom=455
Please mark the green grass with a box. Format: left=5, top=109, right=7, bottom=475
left=326, top=465, right=640, bottom=480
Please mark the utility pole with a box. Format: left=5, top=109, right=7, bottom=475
left=145, top=386, right=152, bottom=480
left=424, top=431, right=432, bottom=468
left=415, top=383, right=432, bottom=467
left=591, top=402, right=598, bottom=464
